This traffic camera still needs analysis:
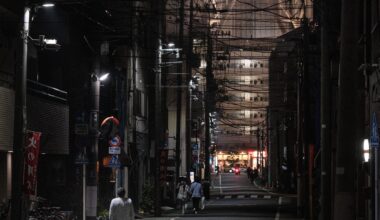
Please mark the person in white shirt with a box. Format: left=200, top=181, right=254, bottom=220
left=109, top=187, right=135, bottom=220
left=176, top=177, right=190, bottom=214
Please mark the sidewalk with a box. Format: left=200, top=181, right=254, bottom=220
left=253, top=177, right=297, bottom=198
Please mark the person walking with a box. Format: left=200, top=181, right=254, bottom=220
left=109, top=187, right=135, bottom=220
left=189, top=176, right=203, bottom=214
left=176, top=177, right=189, bottom=214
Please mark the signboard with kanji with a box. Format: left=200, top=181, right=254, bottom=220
left=23, top=131, right=42, bottom=197
left=109, top=147, right=121, bottom=154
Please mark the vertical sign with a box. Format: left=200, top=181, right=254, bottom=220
left=371, top=112, right=379, bottom=147
left=23, top=131, right=42, bottom=197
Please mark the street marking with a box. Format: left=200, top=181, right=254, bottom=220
left=275, top=197, right=282, bottom=220
left=214, top=186, right=247, bottom=189
left=250, top=195, right=258, bottom=198
left=237, top=195, right=245, bottom=199
left=264, top=195, right=271, bottom=199
left=224, top=195, right=232, bottom=199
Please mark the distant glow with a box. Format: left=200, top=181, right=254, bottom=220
left=44, top=39, right=57, bottom=45
left=8, top=151, right=13, bottom=153
left=42, top=3, right=55, bottom=7
left=168, top=42, right=175, bottom=48
left=99, top=73, right=109, bottom=81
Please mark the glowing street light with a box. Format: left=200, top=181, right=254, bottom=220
left=42, top=3, right=55, bottom=7
left=99, top=73, right=110, bottom=81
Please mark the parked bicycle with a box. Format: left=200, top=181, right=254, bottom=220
left=28, top=197, right=67, bottom=220
left=0, top=199, right=10, bottom=220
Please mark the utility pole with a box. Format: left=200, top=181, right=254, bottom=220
left=154, top=39, right=163, bottom=217
left=11, top=4, right=30, bottom=220
left=301, top=17, right=310, bottom=218
left=205, top=23, right=213, bottom=182
left=320, top=0, right=339, bottom=218
left=296, top=41, right=304, bottom=217
left=186, top=0, right=194, bottom=176
left=154, top=0, right=163, bottom=215
left=175, top=0, right=184, bottom=184
left=261, top=128, right=265, bottom=173
left=204, top=28, right=212, bottom=198
left=363, top=0, right=379, bottom=220
left=363, top=1, right=376, bottom=219
left=333, top=0, right=360, bottom=219
left=266, top=108, right=271, bottom=186
left=88, top=60, right=101, bottom=220
left=257, top=128, right=260, bottom=170
left=276, top=119, right=281, bottom=189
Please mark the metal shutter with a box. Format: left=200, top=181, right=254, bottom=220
left=27, top=94, right=69, bottom=155
left=0, top=87, right=14, bottom=151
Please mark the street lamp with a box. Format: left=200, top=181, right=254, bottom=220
left=154, top=40, right=183, bottom=216
left=41, top=3, right=55, bottom=7
left=11, top=3, right=55, bottom=220
left=99, top=73, right=110, bottom=81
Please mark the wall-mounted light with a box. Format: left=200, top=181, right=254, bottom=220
left=32, top=35, right=60, bottom=51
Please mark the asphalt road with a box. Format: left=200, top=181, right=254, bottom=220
left=144, top=172, right=301, bottom=220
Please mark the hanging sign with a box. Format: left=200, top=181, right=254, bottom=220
left=23, top=131, right=42, bottom=197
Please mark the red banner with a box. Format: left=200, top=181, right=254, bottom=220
left=23, top=131, right=42, bottom=197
